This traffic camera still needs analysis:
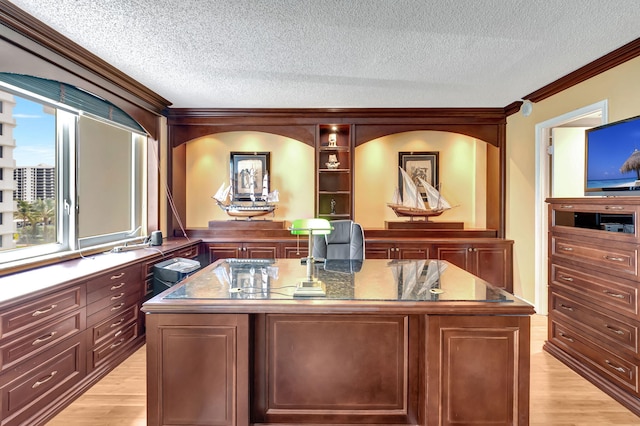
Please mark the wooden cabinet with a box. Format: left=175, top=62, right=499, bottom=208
left=85, top=264, right=143, bottom=372
left=546, top=197, right=640, bottom=416
left=146, top=313, right=249, bottom=426
left=365, top=239, right=513, bottom=291
left=0, top=286, right=86, bottom=426
left=207, top=241, right=308, bottom=262
left=365, top=241, right=430, bottom=259
left=433, top=240, right=513, bottom=290
left=0, top=237, right=199, bottom=426
left=316, top=124, right=352, bottom=220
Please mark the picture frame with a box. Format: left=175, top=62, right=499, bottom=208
left=398, top=151, right=439, bottom=202
left=230, top=152, right=270, bottom=202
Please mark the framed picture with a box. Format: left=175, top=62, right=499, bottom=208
left=398, top=151, right=439, bottom=201
left=230, top=152, right=270, bottom=202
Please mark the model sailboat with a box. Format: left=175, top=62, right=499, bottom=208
left=212, top=170, right=279, bottom=220
left=387, top=167, right=452, bottom=220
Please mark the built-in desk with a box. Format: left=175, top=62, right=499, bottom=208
left=143, top=258, right=533, bottom=426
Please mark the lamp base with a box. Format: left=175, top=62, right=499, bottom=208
left=293, top=280, right=326, bottom=297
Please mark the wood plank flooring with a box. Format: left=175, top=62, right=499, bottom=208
left=47, top=314, right=639, bottom=425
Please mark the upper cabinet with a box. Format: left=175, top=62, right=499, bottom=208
left=316, top=124, right=353, bottom=220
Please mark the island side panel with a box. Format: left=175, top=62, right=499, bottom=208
left=426, top=315, right=530, bottom=426
left=146, top=313, right=249, bottom=426
left=252, top=313, right=420, bottom=424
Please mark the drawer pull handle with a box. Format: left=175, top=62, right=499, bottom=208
left=32, top=331, right=57, bottom=345
left=32, top=370, right=57, bottom=388
left=559, top=332, right=574, bottom=342
left=110, top=272, right=125, bottom=280
left=559, top=304, right=574, bottom=311
left=605, top=359, right=627, bottom=373
left=111, top=282, right=126, bottom=290
left=110, top=318, right=126, bottom=328
left=559, top=205, right=573, bottom=209
left=605, top=324, right=625, bottom=335
left=603, top=290, right=625, bottom=299
left=604, top=255, right=625, bottom=262
left=110, top=338, right=125, bottom=349
left=111, top=302, right=125, bottom=311
left=560, top=247, right=574, bottom=252
left=558, top=275, right=574, bottom=282
left=114, top=329, right=123, bottom=338
left=110, top=292, right=125, bottom=300
left=32, top=304, right=57, bottom=317
left=605, top=206, right=624, bottom=210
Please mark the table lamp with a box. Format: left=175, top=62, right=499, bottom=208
left=289, top=218, right=333, bottom=296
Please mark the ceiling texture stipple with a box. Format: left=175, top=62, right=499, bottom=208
left=7, top=0, right=640, bottom=109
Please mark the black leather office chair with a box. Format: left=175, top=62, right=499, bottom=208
left=312, top=220, right=365, bottom=260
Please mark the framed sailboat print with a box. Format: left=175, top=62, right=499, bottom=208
left=230, top=152, right=270, bottom=202
left=398, top=152, right=439, bottom=202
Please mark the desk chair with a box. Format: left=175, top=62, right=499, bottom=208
left=312, top=220, right=365, bottom=260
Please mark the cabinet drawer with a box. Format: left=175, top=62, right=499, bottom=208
left=550, top=263, right=639, bottom=318
left=0, top=286, right=84, bottom=341
left=551, top=236, right=638, bottom=279
left=0, top=333, right=85, bottom=426
left=550, top=320, right=639, bottom=395
left=90, top=305, right=138, bottom=347
left=86, top=293, right=140, bottom=327
left=86, top=285, right=140, bottom=318
left=87, top=264, right=142, bottom=304
left=0, top=308, right=85, bottom=373
left=88, top=321, right=137, bottom=371
left=550, top=291, right=638, bottom=354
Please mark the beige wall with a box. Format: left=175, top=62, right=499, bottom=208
left=185, top=130, right=489, bottom=229
left=354, top=131, right=487, bottom=229
left=185, top=132, right=315, bottom=226
left=506, top=56, right=640, bottom=304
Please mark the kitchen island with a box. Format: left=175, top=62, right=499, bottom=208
left=143, top=258, right=534, bottom=426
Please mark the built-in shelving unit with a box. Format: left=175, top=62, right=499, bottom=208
left=316, top=124, right=353, bottom=220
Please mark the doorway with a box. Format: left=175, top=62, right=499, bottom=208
left=533, top=100, right=607, bottom=314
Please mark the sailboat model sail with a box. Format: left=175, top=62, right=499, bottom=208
left=387, top=167, right=452, bottom=220
left=212, top=169, right=278, bottom=220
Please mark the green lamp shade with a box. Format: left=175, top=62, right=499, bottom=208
left=289, top=218, right=333, bottom=235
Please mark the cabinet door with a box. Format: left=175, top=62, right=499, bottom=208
left=146, top=314, right=249, bottom=426
left=281, top=242, right=308, bottom=259
left=364, top=242, right=394, bottom=259
left=208, top=243, right=241, bottom=262
left=434, top=245, right=472, bottom=271
left=396, top=243, right=429, bottom=259
left=473, top=245, right=511, bottom=290
left=244, top=243, right=278, bottom=259
left=427, top=315, right=530, bottom=426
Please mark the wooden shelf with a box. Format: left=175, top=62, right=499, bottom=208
left=316, top=124, right=353, bottom=219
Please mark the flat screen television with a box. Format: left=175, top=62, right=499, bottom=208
left=585, top=114, right=640, bottom=196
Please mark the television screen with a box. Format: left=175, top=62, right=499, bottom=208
left=585, top=114, right=640, bottom=195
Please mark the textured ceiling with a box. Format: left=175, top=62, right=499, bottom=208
left=7, top=0, right=640, bottom=109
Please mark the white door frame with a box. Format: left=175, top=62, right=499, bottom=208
left=534, top=100, right=608, bottom=314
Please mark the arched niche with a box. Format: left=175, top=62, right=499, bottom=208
left=175, top=131, right=315, bottom=228
left=354, top=130, right=498, bottom=230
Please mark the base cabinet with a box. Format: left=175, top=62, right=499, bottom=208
left=546, top=197, right=640, bottom=416
left=146, top=312, right=530, bottom=426
left=365, top=240, right=513, bottom=291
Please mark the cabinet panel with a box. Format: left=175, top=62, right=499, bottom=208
left=0, top=332, right=86, bottom=426
left=434, top=246, right=471, bottom=270
left=427, top=315, right=529, bottom=426
left=0, top=309, right=85, bottom=373
left=0, top=286, right=84, bottom=341
left=146, top=314, right=249, bottom=426
left=364, top=242, right=394, bottom=259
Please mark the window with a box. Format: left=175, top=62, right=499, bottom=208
left=0, top=75, right=147, bottom=266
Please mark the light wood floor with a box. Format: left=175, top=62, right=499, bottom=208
left=47, top=315, right=640, bottom=425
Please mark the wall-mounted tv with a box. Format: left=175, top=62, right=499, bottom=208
left=585, top=114, right=640, bottom=196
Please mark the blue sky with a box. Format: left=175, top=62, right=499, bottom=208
left=586, top=117, right=640, bottom=181
left=12, top=96, right=56, bottom=167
